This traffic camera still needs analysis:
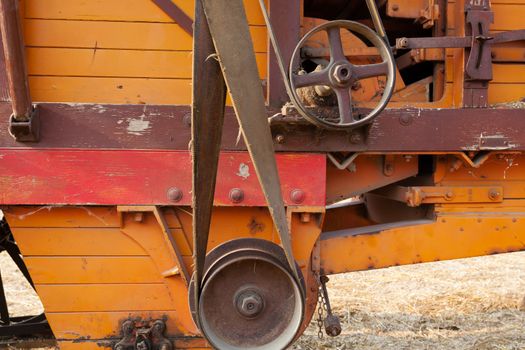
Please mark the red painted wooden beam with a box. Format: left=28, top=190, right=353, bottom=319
left=0, top=150, right=326, bottom=206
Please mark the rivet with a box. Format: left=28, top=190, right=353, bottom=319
left=167, top=187, right=183, bottom=202
left=229, top=188, right=244, bottom=203
left=392, top=4, right=399, bottom=11
left=349, top=132, right=362, bottom=144
left=275, top=134, right=285, bottom=144
left=399, top=114, right=412, bottom=126
left=290, top=189, right=306, bottom=204
left=183, top=113, right=191, bottom=127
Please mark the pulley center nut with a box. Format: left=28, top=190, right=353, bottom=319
left=234, top=289, right=264, bottom=319
left=332, top=63, right=353, bottom=86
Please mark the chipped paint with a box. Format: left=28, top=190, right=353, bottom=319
left=126, top=114, right=151, bottom=136
left=503, top=156, right=519, bottom=179
left=236, top=163, right=250, bottom=179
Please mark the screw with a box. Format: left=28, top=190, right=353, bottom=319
left=167, top=187, right=183, bottom=202
left=488, top=188, right=500, bottom=201
left=229, top=188, right=244, bottom=203
left=290, top=189, right=306, bottom=204
left=275, top=134, right=285, bottom=144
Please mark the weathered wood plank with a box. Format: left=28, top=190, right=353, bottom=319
left=24, top=256, right=163, bottom=284
left=35, top=284, right=175, bottom=312
left=27, top=48, right=267, bottom=79
left=24, top=19, right=267, bottom=52
left=24, top=0, right=266, bottom=25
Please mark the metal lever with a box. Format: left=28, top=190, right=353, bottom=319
left=320, top=275, right=342, bottom=337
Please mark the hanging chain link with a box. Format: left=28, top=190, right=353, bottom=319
left=316, top=280, right=328, bottom=339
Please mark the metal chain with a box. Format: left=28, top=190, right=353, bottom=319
left=316, top=283, right=327, bottom=339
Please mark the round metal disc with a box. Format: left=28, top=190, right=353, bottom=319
left=195, top=239, right=305, bottom=350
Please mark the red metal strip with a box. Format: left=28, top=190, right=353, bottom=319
left=152, top=0, right=193, bottom=36
left=0, top=150, right=326, bottom=206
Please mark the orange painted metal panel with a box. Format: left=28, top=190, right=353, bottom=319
left=321, top=211, right=525, bottom=275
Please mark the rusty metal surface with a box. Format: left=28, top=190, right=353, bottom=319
left=114, top=319, right=172, bottom=350
left=190, top=0, right=227, bottom=323
left=372, top=185, right=504, bottom=207
left=267, top=0, right=300, bottom=108
left=1, top=104, right=525, bottom=152
left=189, top=238, right=305, bottom=350
left=326, top=155, right=419, bottom=204
left=151, top=0, right=193, bottom=36
left=201, top=0, right=299, bottom=280
left=396, top=30, right=525, bottom=49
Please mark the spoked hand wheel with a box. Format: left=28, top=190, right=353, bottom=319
left=289, top=20, right=396, bottom=130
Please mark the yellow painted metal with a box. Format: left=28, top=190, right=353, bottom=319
left=321, top=204, right=525, bottom=274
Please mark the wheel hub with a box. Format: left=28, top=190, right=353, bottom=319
left=330, top=62, right=353, bottom=87
left=234, top=287, right=264, bottom=318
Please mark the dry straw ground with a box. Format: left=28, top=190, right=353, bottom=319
left=1, top=251, right=524, bottom=349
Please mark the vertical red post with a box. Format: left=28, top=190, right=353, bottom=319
left=0, top=0, right=38, bottom=141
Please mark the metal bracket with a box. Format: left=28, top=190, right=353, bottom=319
left=8, top=106, right=39, bottom=142
left=114, top=319, right=172, bottom=350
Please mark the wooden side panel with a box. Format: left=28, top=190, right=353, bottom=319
left=36, top=284, right=175, bottom=312
left=25, top=257, right=164, bottom=284
left=22, top=0, right=268, bottom=105
left=4, top=205, right=323, bottom=348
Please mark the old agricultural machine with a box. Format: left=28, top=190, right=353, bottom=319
left=0, top=0, right=524, bottom=348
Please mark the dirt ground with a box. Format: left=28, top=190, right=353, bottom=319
left=1, top=250, right=524, bottom=349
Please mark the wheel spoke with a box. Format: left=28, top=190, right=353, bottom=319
left=335, top=88, right=354, bottom=125
left=326, top=27, right=346, bottom=62
left=293, top=69, right=330, bottom=88
left=353, top=61, right=389, bottom=80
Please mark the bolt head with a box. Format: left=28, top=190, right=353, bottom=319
left=331, top=63, right=353, bottom=86
left=167, top=187, right=183, bottom=202
left=235, top=290, right=264, bottom=318
left=290, top=189, right=306, bottom=204
left=229, top=188, right=244, bottom=203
